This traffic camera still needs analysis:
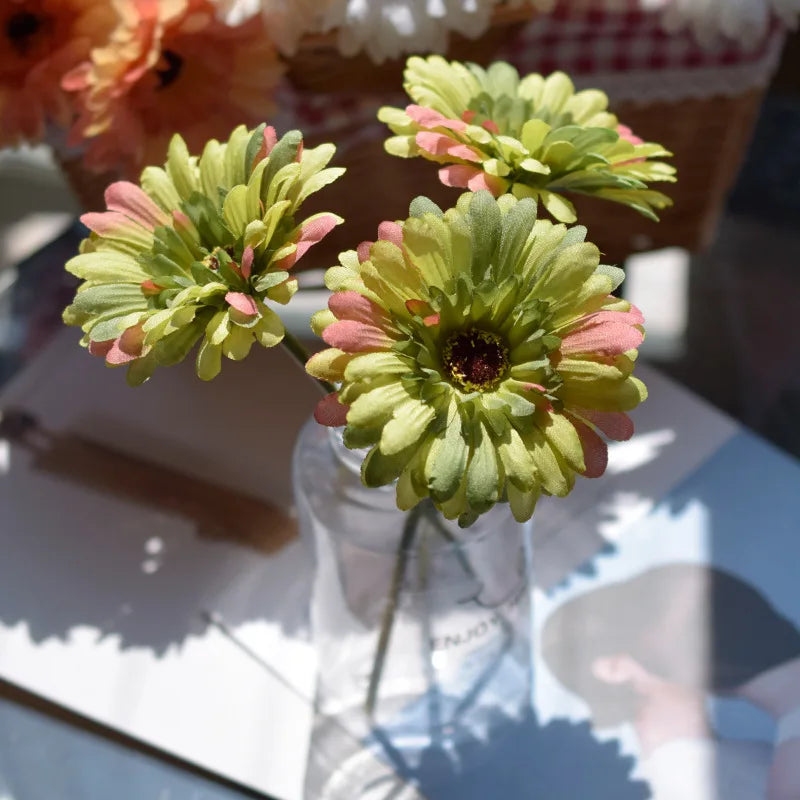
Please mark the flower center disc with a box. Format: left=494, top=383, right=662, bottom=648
left=443, top=329, right=509, bottom=392
left=6, top=11, right=43, bottom=54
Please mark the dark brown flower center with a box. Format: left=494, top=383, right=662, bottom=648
left=6, top=11, right=43, bottom=54
left=156, top=49, right=183, bottom=89
left=443, top=329, right=509, bottom=392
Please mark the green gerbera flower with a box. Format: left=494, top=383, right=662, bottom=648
left=378, top=56, right=676, bottom=223
left=63, top=124, right=345, bottom=384
left=307, top=191, right=647, bottom=527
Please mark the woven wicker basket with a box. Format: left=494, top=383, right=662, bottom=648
left=286, top=6, right=769, bottom=267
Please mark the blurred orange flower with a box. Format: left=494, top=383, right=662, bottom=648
left=0, top=0, right=116, bottom=145
left=64, top=0, right=284, bottom=177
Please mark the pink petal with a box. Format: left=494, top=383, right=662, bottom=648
left=560, top=321, right=644, bottom=356
left=322, top=320, right=391, bottom=352
left=276, top=214, right=339, bottom=271
left=423, top=313, right=440, bottom=327
left=377, top=221, right=403, bottom=247
left=226, top=291, right=258, bottom=317
left=406, top=104, right=467, bottom=132
left=570, top=417, right=609, bottom=479
left=523, top=383, right=547, bottom=394
left=461, top=110, right=476, bottom=124
left=357, top=241, right=373, bottom=263
left=314, top=392, right=349, bottom=427
left=329, top=291, right=387, bottom=325
left=577, top=409, right=634, bottom=442
left=241, top=246, right=254, bottom=279
left=295, top=139, right=304, bottom=163
left=482, top=119, right=500, bottom=134
left=105, top=182, right=168, bottom=230
left=416, top=131, right=482, bottom=163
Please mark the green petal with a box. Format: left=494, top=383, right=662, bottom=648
left=466, top=420, right=500, bottom=513
left=380, top=400, right=436, bottom=455
left=425, top=400, right=468, bottom=502
left=196, top=338, right=222, bottom=381
left=223, top=325, right=254, bottom=360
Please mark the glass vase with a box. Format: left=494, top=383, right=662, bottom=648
left=293, top=417, right=534, bottom=799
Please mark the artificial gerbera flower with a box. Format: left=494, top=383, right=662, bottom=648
left=63, top=124, right=344, bottom=384
left=0, top=0, right=116, bottom=146
left=378, top=57, right=676, bottom=224
left=63, top=0, right=284, bottom=177
left=307, top=190, right=646, bottom=526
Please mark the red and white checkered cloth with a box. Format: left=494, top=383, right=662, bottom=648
left=506, top=0, right=784, bottom=79
left=276, top=2, right=787, bottom=136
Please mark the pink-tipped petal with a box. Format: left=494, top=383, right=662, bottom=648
left=226, top=291, right=258, bottom=317
left=461, top=110, right=476, bottom=124
left=241, top=246, right=254, bottom=279
left=423, top=313, right=440, bottom=327
left=105, top=324, right=146, bottom=365
left=88, top=339, right=114, bottom=358
left=523, top=383, right=547, bottom=394
left=172, top=209, right=192, bottom=230
left=438, top=164, right=478, bottom=189
left=141, top=279, right=162, bottom=295
left=617, top=124, right=644, bottom=146
left=322, top=320, right=391, bottom=352
left=295, top=139, right=304, bottom=163
left=466, top=170, right=506, bottom=195
left=357, top=241, right=373, bottom=263
left=405, top=298, right=431, bottom=316
left=578, top=409, right=635, bottom=442
left=329, top=291, right=388, bottom=326
left=571, top=417, right=609, bottom=479
left=81, top=210, right=143, bottom=238
left=254, top=126, right=279, bottom=164
left=314, top=392, right=349, bottom=427
left=105, top=182, right=168, bottom=230
left=416, top=131, right=482, bottom=163
left=277, top=214, right=339, bottom=271
left=377, top=221, right=403, bottom=247
left=482, top=119, right=500, bottom=134
left=406, top=104, right=467, bottom=132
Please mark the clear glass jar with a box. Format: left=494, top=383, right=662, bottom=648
left=293, top=417, right=533, bottom=799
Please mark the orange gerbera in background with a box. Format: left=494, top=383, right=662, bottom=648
left=64, top=0, right=284, bottom=178
left=0, top=0, right=116, bottom=145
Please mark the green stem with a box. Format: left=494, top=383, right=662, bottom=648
left=366, top=501, right=427, bottom=720
left=281, top=329, right=335, bottom=396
